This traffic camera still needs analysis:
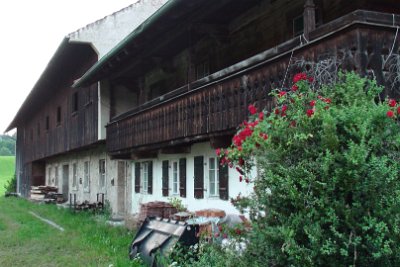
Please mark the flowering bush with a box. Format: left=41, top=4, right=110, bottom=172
left=216, top=73, right=400, bottom=266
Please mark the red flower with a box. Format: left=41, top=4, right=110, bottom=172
left=307, top=109, right=314, bottom=117
left=235, top=228, right=242, bottom=235
left=259, top=112, right=264, bottom=121
left=215, top=148, right=221, bottom=156
left=248, top=104, right=257, bottom=115
left=290, top=120, right=297, bottom=127
left=398, top=106, right=400, bottom=115
left=245, top=178, right=250, bottom=184
left=239, top=176, right=243, bottom=182
left=255, top=142, right=260, bottom=148
left=259, top=133, right=268, bottom=140
left=233, top=135, right=242, bottom=147
left=308, top=77, right=314, bottom=83
left=274, top=108, right=280, bottom=115
left=389, top=99, right=397, bottom=107
left=310, top=100, right=316, bottom=107
left=317, top=95, right=323, bottom=99
left=238, top=157, right=245, bottom=166
left=282, top=105, right=288, bottom=113
left=387, top=110, right=394, bottom=118
left=291, top=85, right=299, bottom=91
left=324, top=106, right=330, bottom=110
left=238, top=146, right=243, bottom=151
left=293, top=72, right=308, bottom=83
left=236, top=167, right=244, bottom=175
left=278, top=91, right=287, bottom=98
left=223, top=233, right=228, bottom=239
left=240, top=127, right=253, bottom=139
left=324, top=98, right=332, bottom=104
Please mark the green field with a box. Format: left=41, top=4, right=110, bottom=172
left=0, top=156, right=15, bottom=195
left=0, top=198, right=140, bottom=266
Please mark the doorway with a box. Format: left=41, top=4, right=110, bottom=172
left=117, top=161, right=127, bottom=215
left=62, top=165, right=69, bottom=200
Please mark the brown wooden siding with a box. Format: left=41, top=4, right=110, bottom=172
left=20, top=83, right=98, bottom=163
left=106, top=11, right=400, bottom=155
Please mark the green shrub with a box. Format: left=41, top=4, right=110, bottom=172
left=4, top=174, right=16, bottom=193
left=214, top=73, right=400, bottom=266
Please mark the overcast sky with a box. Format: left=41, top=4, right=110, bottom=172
left=0, top=0, right=140, bottom=134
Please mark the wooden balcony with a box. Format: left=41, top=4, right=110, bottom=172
left=106, top=10, right=400, bottom=157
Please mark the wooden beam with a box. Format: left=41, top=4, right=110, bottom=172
left=303, top=0, right=316, bottom=38
left=160, top=145, right=191, bottom=154
left=130, top=151, right=158, bottom=160
left=210, top=135, right=233, bottom=149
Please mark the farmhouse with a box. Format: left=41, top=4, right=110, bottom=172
left=8, top=0, right=400, bottom=217
left=6, top=0, right=167, bottom=216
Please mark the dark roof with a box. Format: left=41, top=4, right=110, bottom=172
left=6, top=39, right=96, bottom=132
left=73, top=0, right=262, bottom=88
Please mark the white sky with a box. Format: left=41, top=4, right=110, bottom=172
left=0, top=0, right=139, bottom=134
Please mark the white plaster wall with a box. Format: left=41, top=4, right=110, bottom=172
left=45, top=145, right=131, bottom=216
left=68, top=0, right=168, bottom=58
left=131, top=142, right=255, bottom=215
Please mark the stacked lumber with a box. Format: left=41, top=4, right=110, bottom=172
left=30, top=186, right=64, bottom=203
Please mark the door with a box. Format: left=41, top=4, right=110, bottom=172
left=117, top=161, right=127, bottom=214
left=62, top=165, right=69, bottom=200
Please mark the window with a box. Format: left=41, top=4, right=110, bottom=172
left=172, top=161, right=179, bottom=195
left=196, top=61, right=210, bottom=80
left=84, top=161, right=90, bottom=192
left=54, top=166, right=59, bottom=186
left=209, top=157, right=219, bottom=197
left=72, top=163, right=77, bottom=190
left=56, top=106, right=62, bottom=125
left=135, top=161, right=153, bottom=194
left=99, top=159, right=106, bottom=190
left=45, top=116, right=50, bottom=130
left=293, top=15, right=304, bottom=36
left=141, top=162, right=149, bottom=194
left=72, top=92, right=79, bottom=113
left=292, top=9, right=321, bottom=36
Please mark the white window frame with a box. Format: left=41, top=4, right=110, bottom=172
left=171, top=161, right=179, bottom=195
left=99, top=159, right=106, bottom=192
left=208, top=157, right=219, bottom=197
left=141, top=162, right=149, bottom=194
left=72, top=162, right=78, bottom=191
left=83, top=161, right=90, bottom=193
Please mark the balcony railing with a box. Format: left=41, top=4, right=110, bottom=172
left=106, top=10, right=400, bottom=156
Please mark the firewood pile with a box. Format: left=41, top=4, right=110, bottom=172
left=30, top=186, right=64, bottom=204
left=137, top=201, right=177, bottom=226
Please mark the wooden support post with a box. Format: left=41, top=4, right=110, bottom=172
left=303, top=0, right=316, bottom=38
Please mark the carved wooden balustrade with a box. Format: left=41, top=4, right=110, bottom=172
left=107, top=10, right=400, bottom=156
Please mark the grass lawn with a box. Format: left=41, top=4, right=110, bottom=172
left=0, top=197, right=141, bottom=267
left=0, top=156, right=15, bottom=195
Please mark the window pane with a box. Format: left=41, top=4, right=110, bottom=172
left=173, top=162, right=178, bottom=194
left=209, top=158, right=215, bottom=170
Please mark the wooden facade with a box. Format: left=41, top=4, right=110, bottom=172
left=105, top=9, right=400, bottom=157
left=10, top=41, right=99, bottom=196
